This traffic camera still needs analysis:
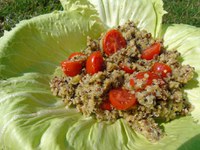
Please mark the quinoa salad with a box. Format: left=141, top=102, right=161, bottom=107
left=50, top=21, right=194, bottom=142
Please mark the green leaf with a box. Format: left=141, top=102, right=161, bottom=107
left=0, top=10, right=105, bottom=79
left=0, top=0, right=200, bottom=150
left=1, top=75, right=199, bottom=150
left=60, top=0, right=167, bottom=37
left=162, top=24, right=200, bottom=124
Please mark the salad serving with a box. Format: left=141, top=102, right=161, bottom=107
left=0, top=0, right=200, bottom=149
left=50, top=21, right=194, bottom=141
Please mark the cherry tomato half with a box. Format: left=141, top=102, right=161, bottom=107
left=130, top=71, right=161, bottom=89
left=103, top=29, right=127, bottom=56
left=129, top=78, right=135, bottom=87
left=86, top=51, right=104, bottom=75
left=120, top=63, right=135, bottom=74
left=141, top=43, right=161, bottom=60
left=61, top=60, right=83, bottom=77
left=68, top=52, right=85, bottom=59
left=109, top=88, right=137, bottom=110
left=100, top=100, right=112, bottom=111
left=152, top=62, right=172, bottom=78
left=136, top=71, right=160, bottom=85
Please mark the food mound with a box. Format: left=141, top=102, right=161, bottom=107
left=50, top=21, right=194, bottom=141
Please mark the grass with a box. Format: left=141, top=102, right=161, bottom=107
left=163, top=0, right=200, bottom=26
left=0, top=0, right=62, bottom=37
left=0, top=0, right=199, bottom=37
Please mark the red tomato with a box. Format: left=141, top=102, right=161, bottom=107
left=152, top=62, right=172, bottom=77
left=136, top=71, right=160, bottom=86
left=102, top=29, right=127, bottom=56
left=100, top=100, right=112, bottom=111
left=68, top=52, right=85, bottom=59
left=129, top=78, right=135, bottom=86
left=141, top=43, right=161, bottom=60
left=109, top=88, right=137, bottom=110
left=86, top=51, right=104, bottom=75
left=130, top=71, right=161, bottom=89
left=61, top=60, right=83, bottom=77
left=120, top=63, right=135, bottom=74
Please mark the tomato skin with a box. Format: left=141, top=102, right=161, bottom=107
left=141, top=43, right=161, bottom=60
left=152, top=62, right=172, bottom=77
left=103, top=29, right=127, bottom=56
left=129, top=78, right=135, bottom=86
left=120, top=63, right=135, bottom=74
left=109, top=88, right=137, bottom=110
left=68, top=52, right=85, bottom=59
left=136, top=71, right=160, bottom=85
left=61, top=52, right=86, bottom=77
left=100, top=100, right=112, bottom=111
left=61, top=60, right=83, bottom=77
left=130, top=71, right=161, bottom=89
left=86, top=51, right=104, bottom=75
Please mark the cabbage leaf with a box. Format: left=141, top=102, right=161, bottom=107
left=0, top=10, right=105, bottom=79
left=0, top=0, right=200, bottom=150
left=60, top=0, right=167, bottom=38
left=162, top=24, right=200, bottom=124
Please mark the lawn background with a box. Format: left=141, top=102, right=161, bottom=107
left=0, top=0, right=200, bottom=37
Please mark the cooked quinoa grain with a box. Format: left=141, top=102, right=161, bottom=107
left=50, top=21, right=194, bottom=142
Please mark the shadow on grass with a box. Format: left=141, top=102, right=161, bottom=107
left=177, top=134, right=200, bottom=150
